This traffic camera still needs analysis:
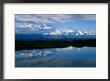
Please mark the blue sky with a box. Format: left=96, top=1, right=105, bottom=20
left=51, top=20, right=95, bottom=29
left=15, top=14, right=96, bottom=30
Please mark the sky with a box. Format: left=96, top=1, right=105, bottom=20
left=15, top=14, right=96, bottom=31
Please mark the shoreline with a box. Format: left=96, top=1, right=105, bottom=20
left=15, top=39, right=96, bottom=51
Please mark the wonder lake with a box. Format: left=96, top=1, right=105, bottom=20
left=15, top=47, right=96, bottom=67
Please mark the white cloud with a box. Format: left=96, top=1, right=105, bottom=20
left=15, top=14, right=96, bottom=24
left=15, top=14, right=72, bottom=24
left=15, top=14, right=96, bottom=34
left=80, top=14, right=96, bottom=20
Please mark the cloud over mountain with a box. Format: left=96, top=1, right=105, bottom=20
left=15, top=14, right=96, bottom=24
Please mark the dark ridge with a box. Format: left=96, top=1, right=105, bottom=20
left=15, top=39, right=96, bottom=51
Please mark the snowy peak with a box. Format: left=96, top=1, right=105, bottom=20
left=16, top=22, right=96, bottom=37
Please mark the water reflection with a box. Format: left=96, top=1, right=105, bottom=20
left=15, top=46, right=96, bottom=67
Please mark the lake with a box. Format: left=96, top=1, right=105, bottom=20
left=15, top=46, right=96, bottom=67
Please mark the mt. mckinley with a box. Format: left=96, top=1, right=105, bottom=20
left=16, top=23, right=96, bottom=41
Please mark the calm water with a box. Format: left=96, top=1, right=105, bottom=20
left=15, top=46, right=96, bottom=67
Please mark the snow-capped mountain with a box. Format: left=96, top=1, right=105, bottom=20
left=16, top=23, right=96, bottom=41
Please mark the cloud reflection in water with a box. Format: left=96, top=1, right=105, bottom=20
left=15, top=46, right=96, bottom=67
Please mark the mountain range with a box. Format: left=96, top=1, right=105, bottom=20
left=16, top=23, right=96, bottom=41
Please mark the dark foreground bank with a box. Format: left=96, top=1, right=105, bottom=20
left=15, top=39, right=96, bottom=51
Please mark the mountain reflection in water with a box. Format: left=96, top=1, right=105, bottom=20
left=15, top=46, right=96, bottom=67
